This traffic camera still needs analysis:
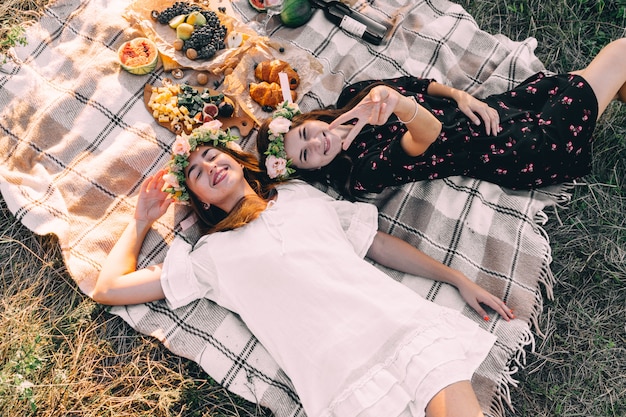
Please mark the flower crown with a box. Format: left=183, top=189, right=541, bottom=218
left=264, top=101, right=301, bottom=180
left=162, top=120, right=239, bottom=204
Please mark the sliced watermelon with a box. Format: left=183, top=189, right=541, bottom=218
left=249, top=0, right=266, bottom=12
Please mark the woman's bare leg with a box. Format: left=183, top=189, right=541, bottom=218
left=425, top=380, right=484, bottom=417
left=570, top=38, right=626, bottom=118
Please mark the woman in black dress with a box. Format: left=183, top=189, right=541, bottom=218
left=256, top=39, right=626, bottom=198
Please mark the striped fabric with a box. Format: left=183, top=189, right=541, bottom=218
left=0, top=0, right=564, bottom=416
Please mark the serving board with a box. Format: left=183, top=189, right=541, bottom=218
left=143, top=83, right=255, bottom=136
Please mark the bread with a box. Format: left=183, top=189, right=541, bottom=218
left=250, top=81, right=297, bottom=107
left=254, top=59, right=300, bottom=89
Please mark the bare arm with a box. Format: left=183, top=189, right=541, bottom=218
left=90, top=172, right=171, bottom=306
left=327, top=80, right=501, bottom=159
left=328, top=85, right=442, bottom=155
left=366, top=231, right=515, bottom=321
left=426, top=81, right=500, bottom=135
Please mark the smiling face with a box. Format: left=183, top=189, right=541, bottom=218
left=283, top=120, right=343, bottom=170
left=184, top=146, right=252, bottom=212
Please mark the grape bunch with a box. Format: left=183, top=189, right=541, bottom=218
left=185, top=24, right=227, bottom=59
left=154, top=2, right=227, bottom=60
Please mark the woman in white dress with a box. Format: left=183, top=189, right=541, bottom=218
left=91, top=120, right=515, bottom=417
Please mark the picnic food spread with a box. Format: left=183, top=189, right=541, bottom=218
left=144, top=80, right=254, bottom=135
left=122, top=0, right=323, bottom=133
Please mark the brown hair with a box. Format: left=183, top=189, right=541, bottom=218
left=186, top=146, right=282, bottom=234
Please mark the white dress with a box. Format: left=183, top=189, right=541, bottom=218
left=161, top=181, right=496, bottom=417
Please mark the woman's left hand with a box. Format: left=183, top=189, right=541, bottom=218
left=454, top=91, right=500, bottom=136
left=457, top=279, right=516, bottom=322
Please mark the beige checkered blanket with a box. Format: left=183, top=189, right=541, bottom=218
left=0, top=0, right=564, bottom=416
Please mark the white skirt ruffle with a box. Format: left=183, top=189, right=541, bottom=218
left=321, top=310, right=496, bottom=417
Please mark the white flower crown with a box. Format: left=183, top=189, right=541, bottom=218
left=264, top=101, right=301, bottom=180
left=162, top=119, right=239, bottom=204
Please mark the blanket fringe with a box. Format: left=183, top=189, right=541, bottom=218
left=488, top=202, right=557, bottom=417
left=488, top=325, right=537, bottom=417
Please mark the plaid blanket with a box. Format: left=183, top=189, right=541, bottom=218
left=0, top=0, right=564, bottom=416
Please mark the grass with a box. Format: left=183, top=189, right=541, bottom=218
left=1, top=0, right=625, bottom=416
left=463, top=1, right=626, bottom=416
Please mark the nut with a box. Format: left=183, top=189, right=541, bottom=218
left=173, top=38, right=184, bottom=51
left=197, top=73, right=209, bottom=85
left=171, top=68, right=184, bottom=79
left=186, top=48, right=198, bottom=60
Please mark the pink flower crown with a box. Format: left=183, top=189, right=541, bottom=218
left=162, top=120, right=239, bottom=204
left=264, top=101, right=302, bottom=180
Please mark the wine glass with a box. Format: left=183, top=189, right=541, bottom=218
left=249, top=0, right=283, bottom=35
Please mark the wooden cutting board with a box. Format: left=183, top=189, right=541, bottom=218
left=143, top=83, right=255, bottom=136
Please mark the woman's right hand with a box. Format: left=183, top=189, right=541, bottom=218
left=329, top=85, right=404, bottom=150
left=134, top=170, right=172, bottom=223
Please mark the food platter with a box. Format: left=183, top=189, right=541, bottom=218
left=125, top=0, right=324, bottom=131
left=143, top=81, right=255, bottom=136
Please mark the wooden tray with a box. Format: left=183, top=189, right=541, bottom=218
left=143, top=83, right=255, bottom=136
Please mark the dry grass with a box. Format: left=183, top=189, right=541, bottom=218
left=0, top=208, right=266, bottom=416
left=1, top=0, right=625, bottom=416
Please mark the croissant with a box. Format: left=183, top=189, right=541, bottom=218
left=250, top=81, right=297, bottom=108
left=254, top=59, right=300, bottom=90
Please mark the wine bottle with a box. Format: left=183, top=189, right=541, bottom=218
left=310, top=0, right=389, bottom=45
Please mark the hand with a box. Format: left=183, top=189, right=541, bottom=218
left=454, top=91, right=500, bottom=136
left=457, top=279, right=516, bottom=322
left=329, top=85, right=402, bottom=151
left=134, top=170, right=172, bottom=223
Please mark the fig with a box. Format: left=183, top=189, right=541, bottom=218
left=117, top=37, right=158, bottom=75
left=203, top=103, right=219, bottom=118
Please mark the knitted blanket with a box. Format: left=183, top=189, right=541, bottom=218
left=0, top=0, right=562, bottom=416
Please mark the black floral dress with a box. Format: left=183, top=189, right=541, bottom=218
left=336, top=74, right=598, bottom=193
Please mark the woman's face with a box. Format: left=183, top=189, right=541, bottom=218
left=283, top=120, right=343, bottom=170
left=184, top=146, right=249, bottom=212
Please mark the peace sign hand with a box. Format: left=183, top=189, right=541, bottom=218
left=329, top=85, right=402, bottom=151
